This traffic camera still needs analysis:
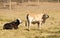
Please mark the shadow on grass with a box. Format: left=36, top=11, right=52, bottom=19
left=24, top=28, right=43, bottom=33
left=46, top=35, right=60, bottom=38
left=35, top=36, right=45, bottom=38
left=46, top=30, right=60, bottom=33
left=24, top=29, right=30, bottom=31
left=24, top=28, right=39, bottom=31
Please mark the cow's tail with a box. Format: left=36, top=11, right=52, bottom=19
left=25, top=14, right=29, bottom=27
left=27, top=14, right=29, bottom=20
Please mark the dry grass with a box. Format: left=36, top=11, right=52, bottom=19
left=0, top=2, right=60, bottom=38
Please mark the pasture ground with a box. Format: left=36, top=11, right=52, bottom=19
left=0, top=2, right=60, bottom=38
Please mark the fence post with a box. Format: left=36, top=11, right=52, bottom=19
left=58, top=0, right=59, bottom=3
left=38, top=0, right=39, bottom=5
left=28, top=0, right=30, bottom=3
left=10, top=0, right=11, bottom=10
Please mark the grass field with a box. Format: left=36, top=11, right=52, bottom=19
left=0, top=2, right=60, bottom=38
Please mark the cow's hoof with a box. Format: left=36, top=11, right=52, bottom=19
left=26, top=29, right=30, bottom=31
left=27, top=29, right=30, bottom=31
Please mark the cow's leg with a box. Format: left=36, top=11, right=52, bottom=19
left=26, top=19, right=30, bottom=31
left=28, top=20, right=31, bottom=31
left=37, top=21, right=40, bottom=29
left=38, top=21, right=42, bottom=30
left=14, top=26, right=18, bottom=29
left=25, top=20, right=27, bottom=26
left=40, top=21, right=42, bottom=29
left=28, top=22, right=30, bottom=30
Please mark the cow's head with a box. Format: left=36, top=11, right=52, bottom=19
left=42, top=14, right=49, bottom=23
left=15, top=18, right=22, bottom=25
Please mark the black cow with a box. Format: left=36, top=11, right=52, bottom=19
left=3, top=19, right=22, bottom=30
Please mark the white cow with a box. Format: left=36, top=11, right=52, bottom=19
left=26, top=13, right=49, bottom=31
